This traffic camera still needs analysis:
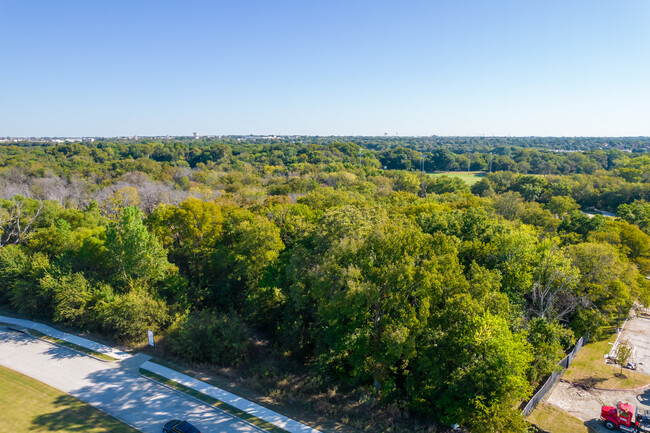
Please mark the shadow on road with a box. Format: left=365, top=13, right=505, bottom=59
left=42, top=344, right=85, bottom=360
left=55, top=367, right=238, bottom=433
left=638, top=388, right=650, bottom=406
left=0, top=328, right=34, bottom=346
left=585, top=418, right=607, bottom=433
left=1, top=328, right=85, bottom=361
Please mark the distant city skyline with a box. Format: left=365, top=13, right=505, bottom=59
left=1, top=0, right=649, bottom=137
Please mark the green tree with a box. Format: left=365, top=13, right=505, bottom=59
left=545, top=195, right=580, bottom=216
left=148, top=198, right=223, bottom=285
left=615, top=340, right=633, bottom=375
left=209, top=207, right=284, bottom=308
left=301, top=206, right=465, bottom=397
left=8, top=252, right=53, bottom=318
left=619, top=223, right=650, bottom=259
left=492, top=191, right=525, bottom=220
left=411, top=312, right=533, bottom=432
left=47, top=272, right=95, bottom=328
left=527, top=317, right=574, bottom=384
left=104, top=206, right=173, bottom=287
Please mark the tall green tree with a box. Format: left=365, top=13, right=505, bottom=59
left=104, top=206, right=173, bottom=287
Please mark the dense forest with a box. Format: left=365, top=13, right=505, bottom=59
left=1, top=137, right=650, bottom=432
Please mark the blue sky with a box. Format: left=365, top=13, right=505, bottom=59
left=1, top=0, right=649, bottom=137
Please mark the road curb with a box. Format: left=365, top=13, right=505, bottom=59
left=18, top=328, right=117, bottom=363
left=138, top=368, right=268, bottom=433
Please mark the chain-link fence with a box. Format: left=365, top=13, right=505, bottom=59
left=522, top=336, right=585, bottom=417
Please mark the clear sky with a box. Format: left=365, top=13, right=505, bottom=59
left=1, top=0, right=649, bottom=137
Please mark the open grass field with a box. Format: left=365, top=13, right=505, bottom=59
left=428, top=171, right=486, bottom=186
left=563, top=332, right=650, bottom=390
left=528, top=402, right=594, bottom=433
left=0, top=364, right=138, bottom=433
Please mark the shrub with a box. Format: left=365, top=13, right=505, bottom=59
left=50, top=272, right=95, bottom=328
left=96, top=288, right=170, bottom=342
left=167, top=310, right=251, bottom=367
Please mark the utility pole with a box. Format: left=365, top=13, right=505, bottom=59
left=489, top=152, right=493, bottom=172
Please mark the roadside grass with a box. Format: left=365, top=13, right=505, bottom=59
left=563, top=331, right=650, bottom=390
left=0, top=364, right=138, bottom=433
left=528, top=403, right=595, bottom=433
left=29, top=329, right=117, bottom=361
left=140, top=368, right=290, bottom=433
left=428, top=171, right=486, bottom=186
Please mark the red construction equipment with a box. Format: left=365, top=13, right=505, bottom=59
left=601, top=401, right=650, bottom=432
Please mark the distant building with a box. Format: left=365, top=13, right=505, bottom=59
left=193, top=132, right=199, bottom=139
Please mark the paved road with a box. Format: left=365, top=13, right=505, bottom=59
left=0, top=328, right=263, bottom=433
left=620, top=315, right=650, bottom=375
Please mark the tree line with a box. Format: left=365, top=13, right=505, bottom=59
left=0, top=139, right=649, bottom=432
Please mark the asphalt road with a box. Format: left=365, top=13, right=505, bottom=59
left=0, top=328, right=264, bottom=433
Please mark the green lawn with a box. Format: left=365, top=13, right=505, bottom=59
left=428, top=171, right=486, bottom=186
left=563, top=332, right=650, bottom=390
left=0, top=364, right=138, bottom=433
left=528, top=403, right=595, bottom=433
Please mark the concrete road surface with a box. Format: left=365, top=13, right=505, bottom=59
left=0, top=328, right=264, bottom=433
left=620, top=315, right=650, bottom=375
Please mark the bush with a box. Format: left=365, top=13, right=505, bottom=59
left=96, top=288, right=170, bottom=342
left=167, top=310, right=251, bottom=367
left=50, top=272, right=95, bottom=328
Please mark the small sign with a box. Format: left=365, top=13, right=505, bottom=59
left=148, top=330, right=155, bottom=347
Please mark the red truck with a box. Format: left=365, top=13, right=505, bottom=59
left=601, top=401, right=650, bottom=432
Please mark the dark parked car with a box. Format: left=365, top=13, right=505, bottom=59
left=162, top=419, right=201, bottom=433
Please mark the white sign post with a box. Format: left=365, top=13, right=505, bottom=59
left=148, top=330, right=155, bottom=347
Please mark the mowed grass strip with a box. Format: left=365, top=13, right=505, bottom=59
left=527, top=403, right=594, bottom=433
left=140, top=368, right=290, bottom=433
left=29, top=329, right=118, bottom=361
left=428, top=171, right=486, bottom=186
left=0, top=364, right=138, bottom=433
left=563, top=332, right=650, bottom=390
